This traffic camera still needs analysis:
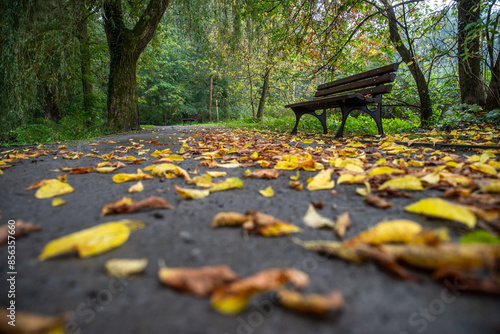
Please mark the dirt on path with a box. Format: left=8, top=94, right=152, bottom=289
left=0, top=125, right=499, bottom=334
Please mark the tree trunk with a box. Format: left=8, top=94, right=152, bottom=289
left=486, top=52, right=500, bottom=110
left=457, top=0, right=485, bottom=106
left=44, top=86, right=61, bottom=124
left=77, top=19, right=93, bottom=121
left=380, top=0, right=433, bottom=127
left=209, top=75, right=213, bottom=122
left=256, top=68, right=270, bottom=120
left=103, top=0, right=169, bottom=132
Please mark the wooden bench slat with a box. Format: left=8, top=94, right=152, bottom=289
left=315, top=73, right=396, bottom=97
left=317, top=63, right=399, bottom=90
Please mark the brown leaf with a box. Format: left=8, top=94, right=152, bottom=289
left=364, top=194, right=393, bottom=209
left=211, top=268, right=309, bottom=314
left=0, top=309, right=67, bottom=333
left=159, top=264, right=238, bottom=297
left=277, top=289, right=344, bottom=316
left=211, top=212, right=250, bottom=227
left=334, top=212, right=351, bottom=239
left=243, top=169, right=282, bottom=179
left=289, top=181, right=304, bottom=191
left=102, top=196, right=171, bottom=215
left=0, top=220, right=41, bottom=245
left=59, top=167, right=95, bottom=174
left=433, top=267, right=500, bottom=295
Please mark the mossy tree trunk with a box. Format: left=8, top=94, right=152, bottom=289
left=103, top=0, right=169, bottom=131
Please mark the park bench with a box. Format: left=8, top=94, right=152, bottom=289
left=285, top=63, right=399, bottom=138
left=183, top=114, right=199, bottom=124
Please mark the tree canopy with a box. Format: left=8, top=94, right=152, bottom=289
left=1, top=0, right=500, bottom=140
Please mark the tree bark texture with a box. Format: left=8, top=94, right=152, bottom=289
left=103, top=0, right=169, bottom=131
left=44, top=86, right=61, bottom=124
left=380, top=0, right=433, bottom=127
left=486, top=53, right=500, bottom=110
left=457, top=0, right=485, bottom=106
left=256, top=68, right=270, bottom=120
left=77, top=19, right=93, bottom=119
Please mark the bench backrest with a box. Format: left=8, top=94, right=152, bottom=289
left=315, top=63, right=399, bottom=98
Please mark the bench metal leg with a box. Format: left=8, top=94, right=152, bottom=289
left=335, top=100, right=384, bottom=138
left=291, top=108, right=328, bottom=135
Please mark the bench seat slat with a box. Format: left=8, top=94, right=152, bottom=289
left=317, top=63, right=399, bottom=90
left=315, top=73, right=395, bottom=97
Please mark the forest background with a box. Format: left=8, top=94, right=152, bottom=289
left=2, top=0, right=500, bottom=145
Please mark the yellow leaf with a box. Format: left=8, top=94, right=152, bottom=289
left=211, top=212, right=249, bottom=227
left=405, top=198, right=476, bottom=228
left=128, top=181, right=144, bottom=193
left=207, top=171, right=227, bottom=177
left=259, top=186, right=274, bottom=197
left=166, top=154, right=184, bottom=161
left=407, top=160, right=424, bottom=167
left=251, top=151, right=259, bottom=159
left=209, top=177, right=244, bottom=192
left=105, top=258, right=148, bottom=277
left=379, top=176, right=423, bottom=190
left=191, top=173, right=213, bottom=188
left=356, top=182, right=371, bottom=197
left=112, top=172, right=154, bottom=183
left=346, top=220, right=423, bottom=245
left=367, top=166, right=404, bottom=176
left=290, top=171, right=300, bottom=180
left=39, top=220, right=144, bottom=260
left=35, top=180, right=74, bottom=199
left=95, top=167, right=119, bottom=173
left=307, top=169, right=335, bottom=191
left=151, top=149, right=172, bottom=157
left=274, top=160, right=298, bottom=170
left=481, top=180, right=500, bottom=193
left=337, top=174, right=366, bottom=184
left=289, top=181, right=303, bottom=190
left=420, top=173, right=440, bottom=184
left=470, top=162, right=497, bottom=175
left=51, top=198, right=66, bottom=207
left=174, top=184, right=210, bottom=200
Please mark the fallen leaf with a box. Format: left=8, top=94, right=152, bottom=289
left=102, top=196, right=171, bottom=215
left=334, top=212, right=351, bottom=239
left=337, top=174, right=366, bottom=184
left=34, top=179, right=74, bottom=199
left=364, top=194, right=392, bottom=209
left=307, top=168, right=335, bottom=191
left=303, top=204, right=335, bottom=229
left=404, top=198, right=477, bottom=228
left=159, top=264, right=238, bottom=297
left=367, top=166, right=404, bottom=176
left=345, top=220, right=423, bottom=245
left=209, top=177, right=244, bottom=193
left=174, top=184, right=210, bottom=199
left=434, top=267, right=500, bottom=295
left=378, top=175, right=423, bottom=190
left=259, top=186, right=275, bottom=197
left=289, top=181, right=303, bottom=190
left=480, top=180, right=500, bottom=193
left=0, top=220, right=41, bottom=245
left=243, top=169, right=281, bottom=179
left=51, top=197, right=66, bottom=207
left=277, top=289, right=344, bottom=316
left=39, top=220, right=144, bottom=260
left=95, top=166, right=120, bottom=173
left=290, top=171, right=300, bottom=180
left=211, top=212, right=250, bottom=227
left=0, top=309, right=68, bottom=333
left=128, top=181, right=144, bottom=193
left=105, top=258, right=148, bottom=277
left=211, top=268, right=309, bottom=314
left=244, top=211, right=301, bottom=236
left=460, top=230, right=500, bottom=244
left=191, top=173, right=213, bottom=188
left=59, top=167, right=95, bottom=174
left=112, top=170, right=154, bottom=183
left=356, top=181, right=371, bottom=197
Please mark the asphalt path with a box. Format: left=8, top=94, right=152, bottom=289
left=0, top=125, right=499, bottom=334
